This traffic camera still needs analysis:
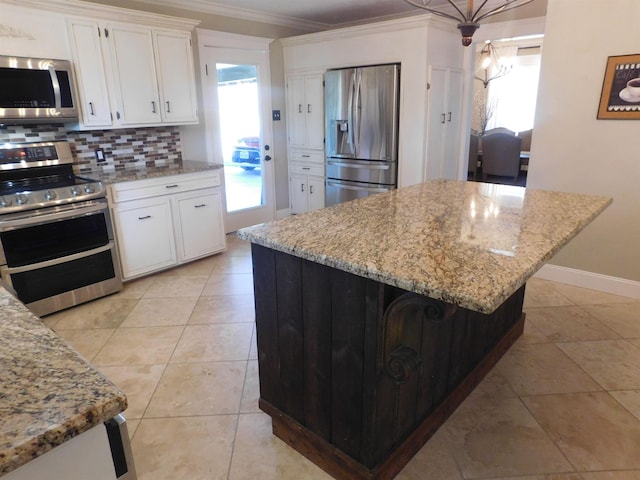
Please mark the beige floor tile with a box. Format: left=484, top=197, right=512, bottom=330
left=525, top=278, right=574, bottom=308
left=48, top=296, right=138, bottom=330
left=558, top=340, right=640, bottom=390
left=581, top=471, right=640, bottom=479
left=240, top=360, right=260, bottom=413
left=229, top=413, right=332, bottom=480
left=170, top=323, right=253, bottom=363
left=249, top=323, right=258, bottom=360
left=98, top=364, right=165, bottom=420
left=496, top=343, right=602, bottom=396
left=93, top=326, right=184, bottom=366
left=552, top=283, right=636, bottom=305
left=516, top=316, right=552, bottom=344
left=396, top=426, right=464, bottom=479
left=132, top=415, right=237, bottom=480
left=439, top=396, right=572, bottom=478
left=523, top=392, right=640, bottom=471
left=609, top=390, right=640, bottom=422
left=526, top=305, right=620, bottom=342
left=117, top=276, right=155, bottom=299
left=145, top=361, right=246, bottom=417
left=209, top=254, right=253, bottom=274
left=581, top=303, right=640, bottom=339
left=188, top=295, right=255, bottom=324
left=55, top=328, right=114, bottom=362
left=142, top=275, right=208, bottom=298
left=157, top=256, right=218, bottom=277
left=201, top=273, right=255, bottom=296
left=476, top=475, right=582, bottom=480
left=225, top=234, right=251, bottom=256
left=121, top=297, right=197, bottom=327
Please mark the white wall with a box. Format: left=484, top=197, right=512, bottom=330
left=527, top=0, right=640, bottom=285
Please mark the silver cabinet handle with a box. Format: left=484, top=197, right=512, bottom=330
left=298, top=104, right=303, bottom=113
left=307, top=104, right=311, bottom=113
left=310, top=185, right=314, bottom=194
left=138, top=215, right=152, bottom=220
left=300, top=184, right=305, bottom=192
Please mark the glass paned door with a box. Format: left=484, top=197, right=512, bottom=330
left=217, top=63, right=263, bottom=212
left=202, top=46, right=275, bottom=233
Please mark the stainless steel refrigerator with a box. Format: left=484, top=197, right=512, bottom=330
left=325, top=63, right=400, bottom=206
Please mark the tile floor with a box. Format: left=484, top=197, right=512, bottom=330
left=44, top=233, right=640, bottom=480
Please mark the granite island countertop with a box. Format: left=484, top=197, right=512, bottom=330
left=80, top=160, right=223, bottom=184
left=238, top=180, right=612, bottom=314
left=0, top=286, right=127, bottom=477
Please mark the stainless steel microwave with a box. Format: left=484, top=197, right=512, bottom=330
left=0, top=55, right=78, bottom=124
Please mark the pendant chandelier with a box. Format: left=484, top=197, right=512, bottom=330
left=402, top=0, right=535, bottom=46
left=474, top=41, right=512, bottom=87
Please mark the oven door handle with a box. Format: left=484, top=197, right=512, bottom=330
left=1, top=241, right=115, bottom=275
left=0, top=201, right=107, bottom=231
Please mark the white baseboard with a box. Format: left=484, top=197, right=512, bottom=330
left=276, top=208, right=291, bottom=219
left=534, top=264, right=640, bottom=300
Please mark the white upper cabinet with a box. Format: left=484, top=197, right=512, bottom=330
left=286, top=73, right=325, bottom=151
left=67, top=20, right=113, bottom=128
left=108, top=23, right=162, bottom=125
left=66, top=11, right=199, bottom=129
left=153, top=30, right=198, bottom=123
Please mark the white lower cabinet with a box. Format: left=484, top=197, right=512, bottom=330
left=110, top=170, right=225, bottom=280
left=289, top=151, right=325, bottom=214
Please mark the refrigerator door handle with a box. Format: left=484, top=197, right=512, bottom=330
left=327, top=181, right=390, bottom=194
left=327, top=160, right=390, bottom=170
left=348, top=70, right=356, bottom=153
left=353, top=70, right=362, bottom=154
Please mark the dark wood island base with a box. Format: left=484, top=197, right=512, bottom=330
left=251, top=243, right=526, bottom=480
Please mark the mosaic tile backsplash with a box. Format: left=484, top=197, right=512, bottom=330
left=0, top=124, right=183, bottom=174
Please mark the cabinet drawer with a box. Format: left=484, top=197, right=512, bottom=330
left=289, top=150, right=324, bottom=163
left=290, top=163, right=324, bottom=176
left=110, top=170, right=221, bottom=203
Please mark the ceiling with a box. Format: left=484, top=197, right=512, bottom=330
left=129, top=0, right=547, bottom=31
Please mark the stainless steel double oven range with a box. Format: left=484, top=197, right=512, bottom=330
left=0, top=141, right=121, bottom=317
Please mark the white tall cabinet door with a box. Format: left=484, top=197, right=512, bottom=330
left=175, top=190, right=225, bottom=261
left=425, top=66, right=463, bottom=180
left=108, top=24, right=162, bottom=125
left=153, top=31, right=198, bottom=123
left=67, top=20, right=113, bottom=128
left=113, top=197, right=177, bottom=278
left=286, top=73, right=325, bottom=150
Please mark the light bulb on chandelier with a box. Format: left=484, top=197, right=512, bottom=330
left=402, top=0, right=535, bottom=46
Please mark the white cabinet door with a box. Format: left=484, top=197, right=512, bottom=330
left=154, top=30, right=198, bottom=123
left=67, top=20, right=113, bottom=128
left=425, top=66, right=463, bottom=180
left=175, top=189, right=225, bottom=261
left=108, top=23, right=162, bottom=125
left=113, top=197, right=177, bottom=278
left=307, top=176, right=325, bottom=212
left=287, top=73, right=325, bottom=151
left=287, top=76, right=307, bottom=149
left=290, top=173, right=308, bottom=214
left=304, top=74, right=325, bottom=150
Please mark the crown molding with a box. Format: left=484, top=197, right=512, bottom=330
left=280, top=13, right=456, bottom=47
left=1, top=0, right=200, bottom=30
left=133, top=0, right=328, bottom=32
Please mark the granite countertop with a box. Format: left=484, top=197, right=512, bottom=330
left=81, top=160, right=223, bottom=184
left=0, top=286, right=127, bottom=477
left=238, top=180, right=612, bottom=314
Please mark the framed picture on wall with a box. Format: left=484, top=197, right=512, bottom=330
left=598, top=53, right=640, bottom=119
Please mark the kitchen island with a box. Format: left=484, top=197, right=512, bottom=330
left=238, top=180, right=612, bottom=480
left=0, top=285, right=128, bottom=478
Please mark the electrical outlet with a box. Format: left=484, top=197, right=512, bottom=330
left=272, top=110, right=281, bottom=121
left=95, top=149, right=106, bottom=162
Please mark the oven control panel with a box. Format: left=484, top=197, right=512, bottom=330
left=0, top=141, right=74, bottom=170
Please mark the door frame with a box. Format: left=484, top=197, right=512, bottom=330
left=196, top=30, right=276, bottom=233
